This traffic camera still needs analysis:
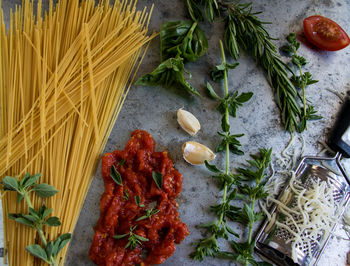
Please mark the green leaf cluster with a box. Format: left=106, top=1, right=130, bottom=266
left=136, top=20, right=208, bottom=97
left=136, top=56, right=201, bottom=97
left=211, top=62, right=239, bottom=81
left=9, top=205, right=61, bottom=229
left=135, top=208, right=160, bottom=221
left=161, top=21, right=208, bottom=62
left=2, top=173, right=57, bottom=203
left=284, top=32, right=321, bottom=132
left=1, top=173, right=70, bottom=265
left=113, top=225, right=149, bottom=250
left=216, top=132, right=244, bottom=155
left=26, top=233, right=71, bottom=264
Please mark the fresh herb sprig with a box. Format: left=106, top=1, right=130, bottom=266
left=191, top=41, right=272, bottom=265
left=190, top=40, right=247, bottom=261
left=184, top=0, right=320, bottom=132
left=219, top=148, right=272, bottom=265
left=135, top=208, right=160, bottom=221
left=113, top=225, right=149, bottom=250
left=283, top=33, right=321, bottom=131
left=1, top=173, right=71, bottom=265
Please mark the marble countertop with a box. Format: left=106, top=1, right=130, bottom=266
left=2, top=0, right=350, bottom=265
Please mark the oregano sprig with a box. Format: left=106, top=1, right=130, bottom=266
left=1, top=173, right=71, bottom=265
left=283, top=32, right=321, bottom=131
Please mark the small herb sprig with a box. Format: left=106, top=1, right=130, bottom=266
left=1, top=173, right=71, bottom=265
left=136, top=208, right=160, bottom=221
left=113, top=225, right=149, bottom=250
left=283, top=33, right=321, bottom=131
left=216, top=148, right=272, bottom=265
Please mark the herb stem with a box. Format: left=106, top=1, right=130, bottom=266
left=37, top=228, right=48, bottom=247
left=23, top=192, right=33, bottom=209
left=218, top=39, right=230, bottom=229
left=23, top=192, right=50, bottom=252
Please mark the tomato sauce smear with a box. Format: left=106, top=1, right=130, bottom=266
left=89, top=130, right=189, bottom=266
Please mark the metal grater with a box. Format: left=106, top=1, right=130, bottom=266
left=255, top=98, right=350, bottom=266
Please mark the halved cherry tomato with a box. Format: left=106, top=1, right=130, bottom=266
left=303, top=15, right=350, bottom=51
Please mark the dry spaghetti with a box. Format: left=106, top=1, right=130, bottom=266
left=0, top=0, right=154, bottom=265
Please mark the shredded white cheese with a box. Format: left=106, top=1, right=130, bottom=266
left=268, top=172, right=341, bottom=263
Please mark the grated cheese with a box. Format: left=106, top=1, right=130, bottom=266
left=267, top=172, right=341, bottom=263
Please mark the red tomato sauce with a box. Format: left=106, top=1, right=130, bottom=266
left=89, top=130, right=189, bottom=265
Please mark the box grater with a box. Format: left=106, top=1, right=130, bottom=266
left=255, top=98, right=350, bottom=266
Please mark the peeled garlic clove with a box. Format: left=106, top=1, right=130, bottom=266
left=177, top=108, right=201, bottom=136
left=182, top=141, right=215, bottom=165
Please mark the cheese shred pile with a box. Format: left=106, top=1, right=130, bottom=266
left=0, top=0, right=154, bottom=265
left=266, top=172, right=341, bottom=263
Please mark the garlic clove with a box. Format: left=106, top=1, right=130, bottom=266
left=177, top=109, right=201, bottom=136
left=182, top=141, right=215, bottom=165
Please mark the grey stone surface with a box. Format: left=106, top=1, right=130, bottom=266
left=1, top=0, right=350, bottom=265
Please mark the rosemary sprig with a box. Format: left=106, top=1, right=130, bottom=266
left=135, top=208, right=160, bottom=221
left=1, top=173, right=71, bottom=265
left=113, top=225, right=149, bottom=250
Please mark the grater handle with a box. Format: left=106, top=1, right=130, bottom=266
left=329, top=97, right=350, bottom=158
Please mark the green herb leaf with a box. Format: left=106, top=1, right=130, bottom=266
left=33, top=183, right=58, bottom=198
left=136, top=56, right=201, bottom=97
left=204, top=161, right=221, bottom=173
left=55, top=233, right=72, bottom=255
left=45, top=241, right=54, bottom=259
left=22, top=173, right=42, bottom=189
left=42, top=208, right=53, bottom=219
left=118, top=159, right=125, bottom=166
left=136, top=208, right=160, bottom=221
left=152, top=171, right=163, bottom=190
left=16, top=193, right=24, bottom=203
left=135, top=195, right=141, bottom=206
left=221, top=113, right=230, bottom=132
left=25, top=244, right=48, bottom=262
left=2, top=176, right=19, bottom=191
left=185, top=0, right=204, bottom=22
left=111, top=165, right=123, bottom=186
left=160, top=21, right=208, bottom=62
left=123, top=189, right=129, bottom=200
left=19, top=173, right=31, bottom=187
left=45, top=216, right=61, bottom=227
left=113, top=233, right=128, bottom=239
left=206, top=82, right=221, bottom=100
left=211, top=62, right=239, bottom=81
left=134, top=234, right=149, bottom=242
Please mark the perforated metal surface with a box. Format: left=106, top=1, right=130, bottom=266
left=255, top=155, right=350, bottom=266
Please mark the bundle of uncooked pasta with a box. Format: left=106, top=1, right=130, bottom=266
left=0, top=0, right=154, bottom=264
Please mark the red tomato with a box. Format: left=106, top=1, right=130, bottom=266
left=303, top=15, right=350, bottom=51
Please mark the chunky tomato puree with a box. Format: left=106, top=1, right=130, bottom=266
left=89, top=130, right=189, bottom=265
